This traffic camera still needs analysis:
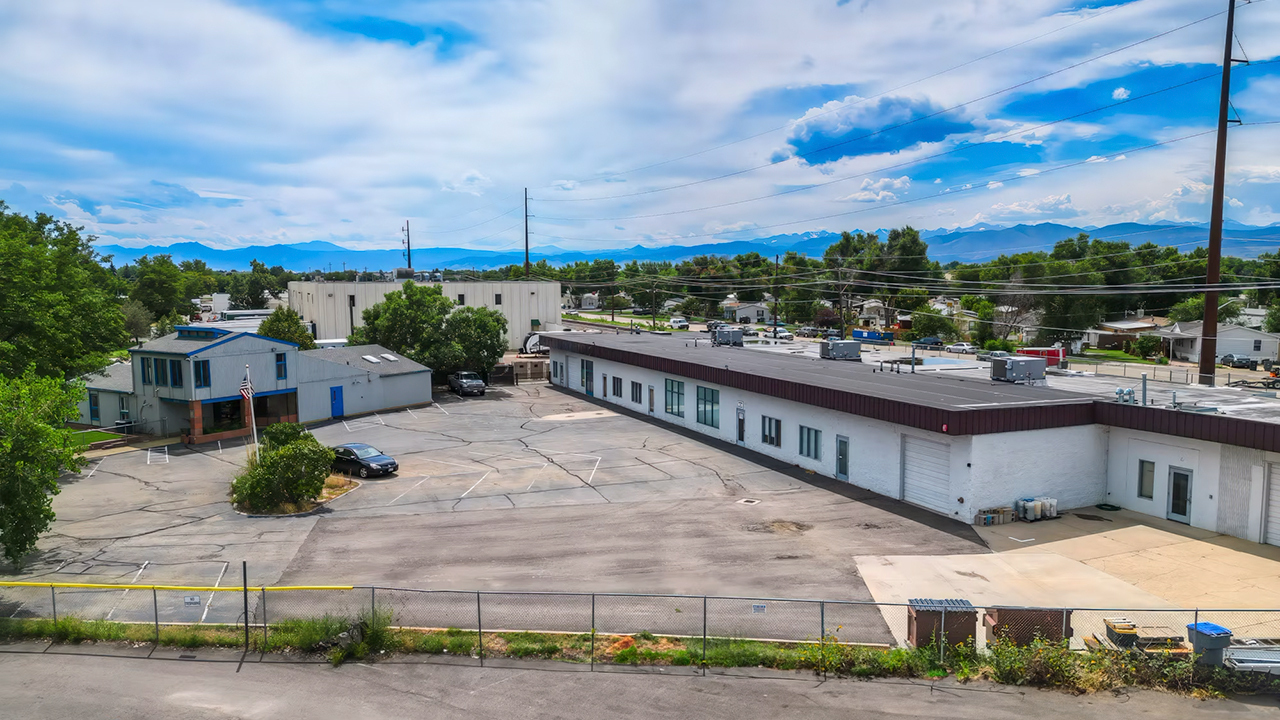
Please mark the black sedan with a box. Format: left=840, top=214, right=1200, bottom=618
left=332, top=443, right=399, bottom=478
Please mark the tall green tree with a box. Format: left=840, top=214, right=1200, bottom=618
left=129, top=254, right=188, bottom=318
left=441, top=306, right=508, bottom=376
left=349, top=281, right=454, bottom=368
left=0, top=202, right=128, bottom=379
left=257, top=307, right=317, bottom=350
left=1168, top=294, right=1243, bottom=324
left=228, top=259, right=280, bottom=310
left=121, top=299, right=153, bottom=345
left=0, top=369, right=88, bottom=567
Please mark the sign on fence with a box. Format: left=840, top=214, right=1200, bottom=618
left=752, top=604, right=766, bottom=614
left=183, top=596, right=200, bottom=606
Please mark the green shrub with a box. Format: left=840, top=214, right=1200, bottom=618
left=613, top=646, right=638, bottom=664
left=231, top=430, right=335, bottom=512
left=983, top=338, right=1016, bottom=352
left=634, top=630, right=655, bottom=642
left=671, top=650, right=693, bottom=666
left=446, top=636, right=475, bottom=655
left=508, top=641, right=560, bottom=658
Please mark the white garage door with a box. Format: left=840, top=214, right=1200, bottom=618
left=902, top=436, right=952, bottom=514
left=1267, top=464, right=1280, bottom=547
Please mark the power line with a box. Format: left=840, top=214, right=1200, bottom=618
left=532, top=73, right=1221, bottom=223
left=532, top=8, right=1228, bottom=204
left=529, top=1, right=1135, bottom=192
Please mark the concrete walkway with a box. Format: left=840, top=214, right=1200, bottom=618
left=856, top=508, right=1280, bottom=610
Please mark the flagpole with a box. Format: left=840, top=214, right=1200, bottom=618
left=246, top=363, right=259, bottom=461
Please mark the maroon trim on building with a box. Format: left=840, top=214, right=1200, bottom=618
left=550, top=336, right=1280, bottom=453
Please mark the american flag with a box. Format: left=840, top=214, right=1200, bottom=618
left=240, top=373, right=254, bottom=400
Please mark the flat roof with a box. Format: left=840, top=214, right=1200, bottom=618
left=547, top=332, right=1280, bottom=453
left=555, top=333, right=1090, bottom=411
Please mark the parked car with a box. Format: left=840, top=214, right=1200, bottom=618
left=332, top=443, right=398, bottom=478
left=796, top=326, right=821, bottom=338
left=742, top=328, right=759, bottom=337
left=448, top=371, right=487, bottom=396
left=669, top=317, right=689, bottom=330
left=824, top=329, right=843, bottom=340
left=1219, top=353, right=1257, bottom=369
left=912, top=336, right=943, bottom=349
left=977, top=350, right=1012, bottom=362
left=945, top=342, right=978, bottom=354
left=704, top=320, right=726, bottom=333
left=764, top=327, right=795, bottom=340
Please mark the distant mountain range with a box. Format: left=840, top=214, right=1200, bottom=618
left=93, top=222, right=1280, bottom=271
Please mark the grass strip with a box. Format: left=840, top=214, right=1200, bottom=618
left=3, top=616, right=1278, bottom=696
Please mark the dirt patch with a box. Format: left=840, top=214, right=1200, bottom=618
left=607, top=636, right=635, bottom=653
left=744, top=520, right=813, bottom=534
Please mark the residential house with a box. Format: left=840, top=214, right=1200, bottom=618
left=1153, top=321, right=1280, bottom=363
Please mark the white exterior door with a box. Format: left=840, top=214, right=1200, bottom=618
left=566, top=355, right=579, bottom=390
left=901, top=436, right=951, bottom=514
left=1267, top=464, right=1280, bottom=547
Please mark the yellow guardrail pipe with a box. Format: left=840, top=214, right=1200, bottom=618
left=0, top=581, right=353, bottom=592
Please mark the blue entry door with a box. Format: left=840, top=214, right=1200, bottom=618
left=330, top=386, right=344, bottom=418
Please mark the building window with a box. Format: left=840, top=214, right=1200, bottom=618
left=602, top=374, right=609, bottom=397
left=1138, top=459, right=1155, bottom=499
left=552, top=361, right=559, bottom=380
left=169, top=359, right=183, bottom=388
left=612, top=376, right=623, bottom=397
left=194, top=360, right=211, bottom=388
left=799, top=425, right=821, bottom=460
left=89, top=392, right=100, bottom=422
left=631, top=381, right=642, bottom=404
left=155, top=358, right=169, bottom=386
left=276, top=353, right=287, bottom=380
left=495, top=293, right=502, bottom=306
left=141, top=357, right=153, bottom=384
left=1254, top=339, right=1263, bottom=352
left=664, top=379, right=684, bottom=417
left=696, top=386, right=720, bottom=428
left=458, top=294, right=466, bottom=305
left=762, top=416, right=782, bottom=447
left=119, top=397, right=130, bottom=421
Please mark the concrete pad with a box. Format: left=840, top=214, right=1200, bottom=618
left=854, top=553, right=1174, bottom=609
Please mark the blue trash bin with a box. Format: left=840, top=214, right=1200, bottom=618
left=1187, top=622, right=1232, bottom=666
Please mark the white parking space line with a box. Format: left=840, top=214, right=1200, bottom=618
left=200, top=562, right=228, bottom=624
left=374, top=413, right=385, bottom=425
left=435, top=403, right=450, bottom=416
left=458, top=471, right=492, bottom=499
left=405, top=408, right=418, bottom=419
left=526, top=463, right=550, bottom=490
left=146, top=447, right=170, bottom=465
left=106, top=561, right=149, bottom=620
left=388, top=477, right=431, bottom=506
left=586, top=457, right=602, bottom=486
left=85, top=459, right=104, bottom=478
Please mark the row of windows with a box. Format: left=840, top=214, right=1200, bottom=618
left=696, top=386, right=719, bottom=429
left=665, top=379, right=685, bottom=418
left=140, top=356, right=285, bottom=389
left=798, top=425, right=822, bottom=460
left=456, top=293, right=502, bottom=306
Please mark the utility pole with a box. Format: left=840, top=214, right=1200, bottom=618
left=652, top=279, right=658, bottom=331
left=1197, top=0, right=1241, bottom=387
left=402, top=221, right=412, bottom=274
left=772, top=254, right=780, bottom=327
left=524, top=188, right=530, bottom=279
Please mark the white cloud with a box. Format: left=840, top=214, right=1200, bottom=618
left=442, top=170, right=492, bottom=196
left=1016, top=169, right=1040, bottom=177
left=986, top=181, right=1004, bottom=190
left=1229, top=197, right=1244, bottom=208
left=1086, top=155, right=1109, bottom=163
left=838, top=175, right=910, bottom=203
left=970, top=194, right=1085, bottom=223
left=1112, top=87, right=1131, bottom=100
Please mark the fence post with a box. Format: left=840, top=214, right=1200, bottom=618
left=371, top=587, right=376, bottom=618
left=1061, top=609, right=1067, bottom=645
left=702, top=596, right=708, bottom=676
left=940, top=607, right=946, bottom=664
left=50, top=586, right=57, bottom=624
left=476, top=592, right=483, bottom=667
left=153, top=588, right=160, bottom=644
left=261, top=588, right=268, bottom=647
left=242, top=561, right=249, bottom=653
left=590, top=594, right=596, bottom=672
left=820, top=600, right=826, bottom=681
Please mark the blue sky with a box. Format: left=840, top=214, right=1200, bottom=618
left=0, top=0, right=1278, bottom=252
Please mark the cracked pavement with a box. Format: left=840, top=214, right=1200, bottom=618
left=5, top=384, right=985, bottom=603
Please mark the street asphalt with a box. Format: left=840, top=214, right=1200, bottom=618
left=5, top=650, right=1275, bottom=720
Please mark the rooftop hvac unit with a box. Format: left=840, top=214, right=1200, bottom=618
left=991, top=355, right=1046, bottom=383
left=819, top=339, right=862, bottom=360
left=713, top=327, right=743, bottom=347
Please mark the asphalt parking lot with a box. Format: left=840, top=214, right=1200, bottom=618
left=10, top=384, right=985, bottom=605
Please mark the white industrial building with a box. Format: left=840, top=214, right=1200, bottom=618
left=287, top=280, right=561, bottom=350
left=546, top=333, right=1280, bottom=548
left=76, top=327, right=431, bottom=442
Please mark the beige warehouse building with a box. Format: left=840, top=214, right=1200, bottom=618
left=287, top=280, right=562, bottom=350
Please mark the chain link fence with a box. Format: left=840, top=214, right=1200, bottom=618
left=5, top=582, right=1280, bottom=672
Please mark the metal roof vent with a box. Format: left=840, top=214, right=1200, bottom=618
left=362, top=355, right=381, bottom=363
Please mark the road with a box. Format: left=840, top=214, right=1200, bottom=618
left=4, top=651, right=1274, bottom=719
